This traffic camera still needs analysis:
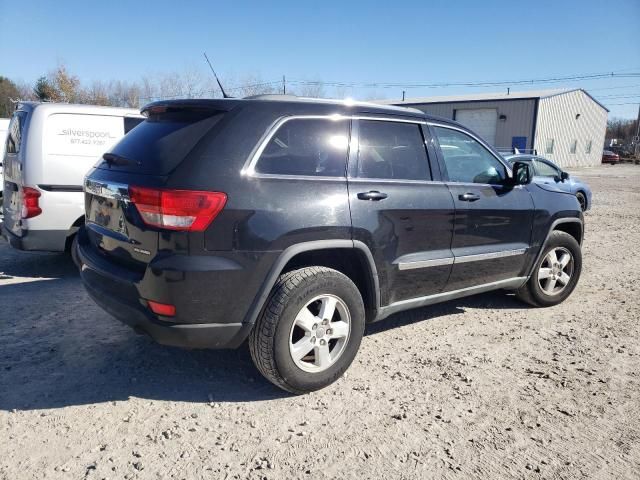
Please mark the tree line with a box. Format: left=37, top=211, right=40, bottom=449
left=606, top=117, right=639, bottom=143
left=0, top=64, right=330, bottom=117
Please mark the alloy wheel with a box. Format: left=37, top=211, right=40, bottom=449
left=538, top=247, right=574, bottom=296
left=289, top=294, right=351, bottom=373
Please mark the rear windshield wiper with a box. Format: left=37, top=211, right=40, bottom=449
left=103, top=153, right=135, bottom=167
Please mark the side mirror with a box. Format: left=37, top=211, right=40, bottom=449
left=511, top=161, right=532, bottom=185
left=560, top=171, right=570, bottom=181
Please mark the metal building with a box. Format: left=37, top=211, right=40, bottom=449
left=384, top=88, right=608, bottom=168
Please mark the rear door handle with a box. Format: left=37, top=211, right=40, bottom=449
left=458, top=193, right=480, bottom=202
left=357, top=191, right=388, bottom=201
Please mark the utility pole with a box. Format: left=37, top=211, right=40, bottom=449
left=283, top=75, right=286, bottom=95
left=635, top=104, right=640, bottom=159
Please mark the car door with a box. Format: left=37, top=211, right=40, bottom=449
left=430, top=124, right=534, bottom=291
left=348, top=118, right=455, bottom=306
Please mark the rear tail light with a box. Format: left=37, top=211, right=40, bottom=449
left=128, top=186, right=227, bottom=232
left=22, top=187, right=42, bottom=219
left=147, top=300, right=176, bottom=316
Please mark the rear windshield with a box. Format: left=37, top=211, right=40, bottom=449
left=95, top=110, right=225, bottom=175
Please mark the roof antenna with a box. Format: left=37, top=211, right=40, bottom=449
left=203, top=52, right=231, bottom=98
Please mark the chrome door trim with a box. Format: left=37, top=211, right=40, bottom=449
left=84, top=178, right=130, bottom=202
left=374, top=276, right=528, bottom=321
left=394, top=247, right=526, bottom=271
left=397, top=256, right=454, bottom=271
left=454, top=248, right=527, bottom=264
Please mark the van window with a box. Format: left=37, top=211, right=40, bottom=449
left=124, top=117, right=144, bottom=134
left=357, top=120, right=431, bottom=181
left=434, top=126, right=506, bottom=185
left=6, top=111, right=27, bottom=154
left=256, top=118, right=349, bottom=177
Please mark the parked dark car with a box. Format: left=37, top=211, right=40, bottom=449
left=503, top=154, right=592, bottom=211
left=76, top=96, right=584, bottom=393
left=602, top=150, right=620, bottom=164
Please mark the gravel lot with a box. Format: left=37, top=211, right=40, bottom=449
left=1, top=164, right=639, bottom=480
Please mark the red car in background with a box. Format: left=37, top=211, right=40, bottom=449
left=602, top=150, right=620, bottom=164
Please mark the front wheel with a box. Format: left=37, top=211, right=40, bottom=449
left=576, top=191, right=587, bottom=211
left=249, top=267, right=365, bottom=394
left=516, top=230, right=582, bottom=307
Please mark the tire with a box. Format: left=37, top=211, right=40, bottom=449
left=516, top=230, right=582, bottom=307
left=249, top=267, right=365, bottom=394
left=576, top=191, right=587, bottom=211
left=70, top=234, right=81, bottom=270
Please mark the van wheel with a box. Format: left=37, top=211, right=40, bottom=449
left=249, top=267, right=365, bottom=394
left=516, top=231, right=582, bottom=307
left=70, top=234, right=81, bottom=269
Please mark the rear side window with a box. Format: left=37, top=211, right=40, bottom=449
left=100, top=110, right=225, bottom=175
left=255, top=118, right=349, bottom=177
left=6, top=111, right=27, bottom=154
left=357, top=120, right=431, bottom=181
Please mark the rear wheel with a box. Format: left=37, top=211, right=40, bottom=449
left=516, top=231, right=582, bottom=307
left=576, top=191, right=587, bottom=211
left=249, top=267, right=365, bottom=394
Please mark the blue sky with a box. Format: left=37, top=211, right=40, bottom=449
left=1, top=0, right=639, bottom=118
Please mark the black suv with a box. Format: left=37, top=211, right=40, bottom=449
left=77, top=96, right=583, bottom=393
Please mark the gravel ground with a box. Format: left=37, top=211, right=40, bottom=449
left=1, top=164, right=639, bottom=480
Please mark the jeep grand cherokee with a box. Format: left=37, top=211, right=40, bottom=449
left=76, top=96, right=584, bottom=393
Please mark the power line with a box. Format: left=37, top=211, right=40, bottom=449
left=604, top=102, right=640, bottom=106
left=588, top=83, right=640, bottom=91
left=286, top=70, right=640, bottom=90
left=596, top=93, right=640, bottom=99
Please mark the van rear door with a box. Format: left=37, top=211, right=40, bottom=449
left=2, top=109, right=29, bottom=237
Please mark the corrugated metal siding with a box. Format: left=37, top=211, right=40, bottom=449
left=401, top=99, right=537, bottom=149
left=534, top=90, right=608, bottom=168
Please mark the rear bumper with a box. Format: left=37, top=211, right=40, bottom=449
left=2, top=225, right=68, bottom=251
left=76, top=232, right=256, bottom=349
left=82, top=275, right=251, bottom=348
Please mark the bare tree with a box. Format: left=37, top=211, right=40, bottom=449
left=50, top=64, right=81, bottom=103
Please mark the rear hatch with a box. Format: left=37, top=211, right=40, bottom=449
left=84, top=104, right=229, bottom=270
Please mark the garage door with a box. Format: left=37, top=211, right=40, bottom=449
left=454, top=108, right=498, bottom=146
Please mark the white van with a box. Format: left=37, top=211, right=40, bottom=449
left=0, top=118, right=10, bottom=200
left=2, top=102, right=143, bottom=252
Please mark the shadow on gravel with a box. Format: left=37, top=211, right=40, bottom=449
left=0, top=244, right=528, bottom=411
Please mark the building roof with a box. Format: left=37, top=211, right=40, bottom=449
left=376, top=88, right=609, bottom=112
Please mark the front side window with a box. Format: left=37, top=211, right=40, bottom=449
left=255, top=118, right=349, bottom=177
left=434, top=126, right=506, bottom=185
left=533, top=159, right=559, bottom=177
left=545, top=138, right=555, bottom=154
left=6, top=110, right=27, bottom=155
left=357, top=120, right=431, bottom=181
